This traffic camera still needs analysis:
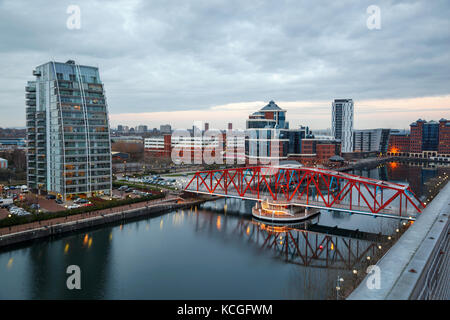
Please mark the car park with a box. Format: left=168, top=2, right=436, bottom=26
left=8, top=206, right=31, bottom=216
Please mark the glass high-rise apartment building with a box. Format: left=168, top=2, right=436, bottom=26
left=26, top=60, right=112, bottom=200
left=332, top=99, right=354, bottom=153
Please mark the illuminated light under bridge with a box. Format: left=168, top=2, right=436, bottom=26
left=184, top=166, right=425, bottom=220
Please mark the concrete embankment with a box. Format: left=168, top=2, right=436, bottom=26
left=348, top=180, right=450, bottom=300
left=0, top=199, right=206, bottom=249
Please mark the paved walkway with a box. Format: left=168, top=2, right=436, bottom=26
left=0, top=195, right=185, bottom=237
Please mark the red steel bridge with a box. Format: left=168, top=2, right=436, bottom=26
left=184, top=166, right=425, bottom=220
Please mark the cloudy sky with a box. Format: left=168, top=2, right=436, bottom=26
left=0, top=0, right=449, bottom=130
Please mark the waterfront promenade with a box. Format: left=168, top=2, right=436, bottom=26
left=0, top=195, right=206, bottom=248
left=348, top=180, right=450, bottom=299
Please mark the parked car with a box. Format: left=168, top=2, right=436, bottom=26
left=55, top=199, right=63, bottom=204
left=9, top=206, right=30, bottom=216
left=124, top=188, right=134, bottom=193
left=118, top=185, right=128, bottom=191
left=0, top=198, right=14, bottom=208
left=30, top=203, right=40, bottom=210
left=74, top=198, right=88, bottom=204
left=67, top=204, right=81, bottom=209
left=46, top=194, right=56, bottom=200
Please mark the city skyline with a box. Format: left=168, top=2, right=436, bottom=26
left=0, top=1, right=449, bottom=129
left=0, top=1, right=449, bottom=304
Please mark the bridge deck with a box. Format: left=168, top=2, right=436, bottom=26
left=186, top=188, right=417, bottom=220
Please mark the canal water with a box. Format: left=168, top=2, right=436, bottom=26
left=0, top=161, right=449, bottom=299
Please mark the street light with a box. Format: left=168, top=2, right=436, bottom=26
left=336, top=277, right=344, bottom=300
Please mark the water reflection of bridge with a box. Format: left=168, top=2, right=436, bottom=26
left=193, top=210, right=384, bottom=271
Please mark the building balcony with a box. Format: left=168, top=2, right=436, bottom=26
left=26, top=93, right=36, bottom=99
left=32, top=70, right=41, bottom=76
left=25, top=86, right=36, bottom=92
left=26, top=99, right=36, bottom=106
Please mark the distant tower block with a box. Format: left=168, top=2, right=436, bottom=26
left=332, top=99, right=354, bottom=153
left=228, top=123, right=233, bottom=130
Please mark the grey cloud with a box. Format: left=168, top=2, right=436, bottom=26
left=0, top=0, right=449, bottom=127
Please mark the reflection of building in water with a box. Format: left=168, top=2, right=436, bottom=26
left=193, top=211, right=383, bottom=270
left=200, top=197, right=255, bottom=215
left=192, top=211, right=385, bottom=299
left=386, top=162, right=436, bottom=198
left=352, top=165, right=388, bottom=181
left=27, top=230, right=113, bottom=299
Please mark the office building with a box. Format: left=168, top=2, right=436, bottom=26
left=297, top=138, right=341, bottom=162
left=353, top=129, right=391, bottom=153
left=388, top=132, right=410, bottom=155
left=438, top=118, right=450, bottom=155
left=136, top=125, right=148, bottom=133
left=410, top=119, right=439, bottom=157
left=332, top=99, right=353, bottom=153
left=387, top=119, right=450, bottom=159
left=26, top=60, right=112, bottom=199
left=160, top=124, right=172, bottom=134
left=245, top=100, right=312, bottom=164
left=144, top=135, right=172, bottom=159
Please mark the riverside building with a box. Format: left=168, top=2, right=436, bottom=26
left=332, top=99, right=354, bottom=153
left=26, top=60, right=112, bottom=200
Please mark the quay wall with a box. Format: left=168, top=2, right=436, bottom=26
left=0, top=200, right=205, bottom=249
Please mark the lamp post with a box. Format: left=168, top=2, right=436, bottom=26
left=336, top=276, right=344, bottom=300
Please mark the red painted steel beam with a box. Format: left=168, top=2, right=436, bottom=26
left=184, top=166, right=425, bottom=216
